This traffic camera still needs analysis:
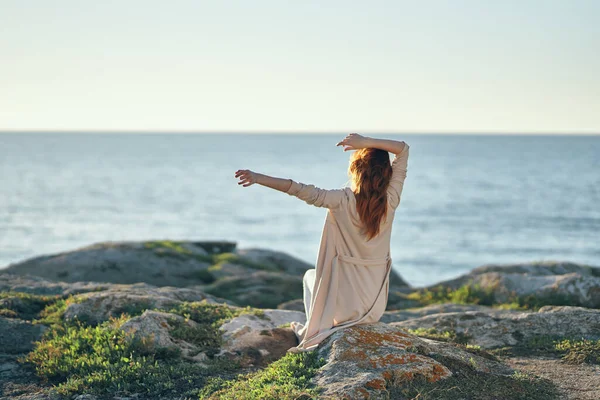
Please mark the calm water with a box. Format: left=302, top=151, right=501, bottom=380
left=1, top=133, right=599, bottom=287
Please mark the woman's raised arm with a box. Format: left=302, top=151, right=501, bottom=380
left=337, top=133, right=407, bottom=155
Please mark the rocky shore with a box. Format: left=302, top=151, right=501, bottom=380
left=1, top=240, right=599, bottom=399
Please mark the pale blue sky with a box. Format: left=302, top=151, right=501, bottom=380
left=1, top=0, right=599, bottom=133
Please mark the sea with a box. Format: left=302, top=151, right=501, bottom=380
left=0, top=132, right=598, bottom=288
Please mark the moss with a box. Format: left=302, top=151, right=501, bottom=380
left=489, top=334, right=600, bottom=365
left=168, top=316, right=226, bottom=358
left=0, top=291, right=64, bottom=321
left=186, top=269, right=218, bottom=284
left=554, top=338, right=600, bottom=365
left=406, top=328, right=500, bottom=363
left=277, top=322, right=292, bottom=329
left=143, top=242, right=276, bottom=284
left=198, top=351, right=327, bottom=399
left=512, top=292, right=583, bottom=310
left=108, top=300, right=154, bottom=319
left=404, top=280, right=591, bottom=311
left=212, top=253, right=279, bottom=272
left=384, top=351, right=560, bottom=400
left=405, top=281, right=497, bottom=307
left=0, top=308, right=18, bottom=318
left=158, top=301, right=268, bottom=356
left=144, top=240, right=215, bottom=264
left=406, top=327, right=472, bottom=346
left=202, top=274, right=302, bottom=309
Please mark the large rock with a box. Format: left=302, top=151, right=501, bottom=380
left=380, top=303, right=518, bottom=323
left=118, top=308, right=305, bottom=368
left=391, top=305, right=600, bottom=349
left=0, top=273, right=111, bottom=296
left=234, top=248, right=314, bottom=276
left=277, top=298, right=305, bottom=311
left=2, top=241, right=219, bottom=287
left=0, top=316, right=47, bottom=354
left=62, top=283, right=237, bottom=325
left=310, top=322, right=514, bottom=399
left=201, top=271, right=304, bottom=309
left=217, top=309, right=306, bottom=367
left=120, top=310, right=211, bottom=363
left=420, top=261, right=600, bottom=308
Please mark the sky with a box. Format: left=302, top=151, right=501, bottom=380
left=1, top=0, right=599, bottom=134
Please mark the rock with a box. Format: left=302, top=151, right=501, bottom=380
left=277, top=298, right=305, bottom=311
left=0, top=273, right=111, bottom=296
left=380, top=303, right=515, bottom=323
left=0, top=316, right=47, bottom=354
left=118, top=308, right=305, bottom=368
left=234, top=248, right=315, bottom=275
left=216, top=309, right=306, bottom=367
left=391, top=305, right=600, bottom=349
left=119, top=310, right=209, bottom=363
left=204, top=262, right=257, bottom=280
left=191, top=241, right=237, bottom=255
left=311, top=322, right=514, bottom=399
left=385, top=289, right=423, bottom=311
left=420, top=261, right=600, bottom=309
left=2, top=241, right=216, bottom=287
left=62, top=283, right=237, bottom=325
left=201, top=271, right=303, bottom=309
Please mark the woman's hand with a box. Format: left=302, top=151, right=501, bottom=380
left=336, top=133, right=371, bottom=152
left=235, top=169, right=260, bottom=187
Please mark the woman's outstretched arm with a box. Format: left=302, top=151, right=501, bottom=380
left=235, top=169, right=346, bottom=209
left=235, top=170, right=292, bottom=192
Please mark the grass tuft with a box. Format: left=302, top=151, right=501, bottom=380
left=198, top=351, right=327, bottom=399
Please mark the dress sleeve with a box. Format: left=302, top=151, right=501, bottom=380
left=387, top=142, right=410, bottom=209
left=285, top=179, right=346, bottom=210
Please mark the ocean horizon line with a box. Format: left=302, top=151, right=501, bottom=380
left=1, top=130, right=599, bottom=136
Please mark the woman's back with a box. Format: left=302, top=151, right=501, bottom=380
left=330, top=141, right=410, bottom=261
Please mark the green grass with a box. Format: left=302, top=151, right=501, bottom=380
left=19, top=314, right=242, bottom=398
left=198, top=351, right=327, bottom=399
left=19, top=296, right=280, bottom=398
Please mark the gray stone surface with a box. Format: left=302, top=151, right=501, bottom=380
left=391, top=305, right=600, bottom=348
left=418, top=261, right=600, bottom=308
left=311, top=322, right=514, bottom=399
left=0, top=317, right=47, bottom=354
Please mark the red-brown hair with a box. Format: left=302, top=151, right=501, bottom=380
left=348, top=148, right=393, bottom=241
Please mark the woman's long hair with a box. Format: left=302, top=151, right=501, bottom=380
left=348, top=148, right=393, bottom=241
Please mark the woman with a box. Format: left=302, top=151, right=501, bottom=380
left=234, top=133, right=409, bottom=353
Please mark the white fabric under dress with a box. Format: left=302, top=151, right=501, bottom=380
left=284, top=142, right=410, bottom=353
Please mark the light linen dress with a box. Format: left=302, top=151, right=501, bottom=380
left=285, top=142, right=410, bottom=353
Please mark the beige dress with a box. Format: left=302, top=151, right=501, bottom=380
left=285, top=142, right=410, bottom=353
